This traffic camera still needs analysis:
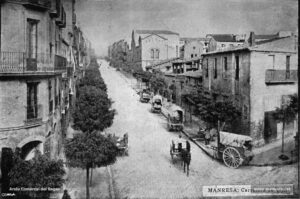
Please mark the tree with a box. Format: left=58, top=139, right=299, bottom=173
left=64, top=132, right=118, bottom=199
left=149, top=75, right=167, bottom=95
left=273, top=94, right=298, bottom=155
left=197, top=99, right=241, bottom=130
left=73, top=85, right=115, bottom=133
left=8, top=150, right=65, bottom=199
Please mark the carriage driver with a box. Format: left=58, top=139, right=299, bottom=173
left=174, top=134, right=184, bottom=151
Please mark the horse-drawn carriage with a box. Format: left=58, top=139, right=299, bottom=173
left=139, top=90, right=151, bottom=103
left=170, top=138, right=191, bottom=176
left=167, top=105, right=184, bottom=131
left=110, top=133, right=129, bottom=156
left=151, top=95, right=163, bottom=113
left=214, top=131, right=254, bottom=168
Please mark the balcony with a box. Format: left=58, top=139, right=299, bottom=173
left=0, top=51, right=66, bottom=75
left=49, top=0, right=61, bottom=18
left=265, top=69, right=298, bottom=84
left=56, top=5, right=66, bottom=28
left=23, top=0, right=52, bottom=11
left=54, top=55, right=67, bottom=71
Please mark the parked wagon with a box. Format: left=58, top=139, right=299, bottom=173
left=109, top=133, right=128, bottom=156
left=215, top=131, right=254, bottom=168
left=139, top=90, right=151, bottom=103
left=167, top=105, right=184, bottom=131
left=151, top=95, right=163, bottom=113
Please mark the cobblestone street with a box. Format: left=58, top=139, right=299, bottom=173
left=99, top=60, right=298, bottom=198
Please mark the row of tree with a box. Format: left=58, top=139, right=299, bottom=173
left=65, top=58, right=118, bottom=199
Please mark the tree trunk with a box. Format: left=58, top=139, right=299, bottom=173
left=90, top=166, right=93, bottom=187
left=86, top=165, right=90, bottom=199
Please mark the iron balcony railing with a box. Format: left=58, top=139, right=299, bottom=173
left=265, top=69, right=298, bottom=84
left=23, top=0, right=52, bottom=10
left=0, top=52, right=66, bottom=74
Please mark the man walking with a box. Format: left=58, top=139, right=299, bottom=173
left=204, top=128, right=211, bottom=145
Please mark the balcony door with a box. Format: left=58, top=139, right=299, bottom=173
left=27, top=82, right=38, bottom=120
left=27, top=19, right=38, bottom=71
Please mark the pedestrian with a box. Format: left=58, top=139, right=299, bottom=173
left=62, top=189, right=71, bottom=199
left=204, top=128, right=211, bottom=145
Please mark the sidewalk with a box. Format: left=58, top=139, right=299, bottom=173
left=53, top=124, right=114, bottom=199
left=161, top=100, right=298, bottom=167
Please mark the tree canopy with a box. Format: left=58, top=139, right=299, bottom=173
left=8, top=151, right=65, bottom=198
left=196, top=99, right=241, bottom=130
left=64, top=132, right=118, bottom=169
left=73, top=85, right=115, bottom=133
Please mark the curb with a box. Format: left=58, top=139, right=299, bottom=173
left=160, top=107, right=298, bottom=167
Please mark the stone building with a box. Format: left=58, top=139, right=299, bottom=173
left=0, top=0, right=91, bottom=176
left=179, top=37, right=209, bottom=58
left=130, top=30, right=180, bottom=71
left=201, top=33, right=298, bottom=146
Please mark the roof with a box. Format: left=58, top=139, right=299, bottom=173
left=180, top=37, right=209, bottom=42
left=178, top=70, right=202, bottom=78
left=207, top=34, right=237, bottom=42
left=136, top=30, right=179, bottom=35
left=255, top=34, right=278, bottom=40
left=142, top=34, right=167, bottom=40
left=202, top=35, right=297, bottom=55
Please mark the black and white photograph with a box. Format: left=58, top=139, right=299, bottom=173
left=0, top=0, right=298, bottom=198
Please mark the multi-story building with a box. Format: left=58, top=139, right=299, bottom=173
left=206, top=34, right=246, bottom=52
left=130, top=30, right=180, bottom=71
left=179, top=37, right=210, bottom=58
left=201, top=33, right=298, bottom=146
left=0, top=0, right=92, bottom=178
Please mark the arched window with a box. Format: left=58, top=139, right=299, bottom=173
left=155, top=49, right=160, bottom=59
left=150, top=49, right=154, bottom=59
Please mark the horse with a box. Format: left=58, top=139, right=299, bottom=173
left=180, top=141, right=191, bottom=176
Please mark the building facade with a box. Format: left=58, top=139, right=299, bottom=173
left=130, top=30, right=180, bottom=71
left=202, top=34, right=298, bottom=146
left=0, top=0, right=92, bottom=178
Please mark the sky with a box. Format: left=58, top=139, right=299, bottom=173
left=75, top=0, right=298, bottom=56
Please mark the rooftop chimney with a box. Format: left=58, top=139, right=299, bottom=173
left=248, top=32, right=256, bottom=46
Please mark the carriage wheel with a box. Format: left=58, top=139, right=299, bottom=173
left=222, top=147, right=242, bottom=168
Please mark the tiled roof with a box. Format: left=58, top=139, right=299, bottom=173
left=207, top=34, right=237, bottom=42
left=180, top=37, right=209, bottom=42
left=136, top=30, right=179, bottom=35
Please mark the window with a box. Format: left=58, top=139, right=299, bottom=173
left=235, top=56, right=239, bottom=80
left=195, top=54, right=197, bottom=57
left=27, top=19, right=38, bottom=59
left=48, top=80, right=53, bottom=114
left=223, top=57, right=228, bottom=71
left=150, top=49, right=154, bottom=59
left=206, top=59, right=209, bottom=78
left=243, top=105, right=248, bottom=119
left=214, top=58, right=217, bottom=79
left=286, top=55, right=290, bottom=79
left=269, top=55, right=275, bottom=69
left=191, top=54, right=193, bottom=58
left=27, top=82, right=38, bottom=119
left=193, top=46, right=196, bottom=49
left=176, top=46, right=178, bottom=57
left=221, top=44, right=225, bottom=48
left=155, top=49, right=160, bottom=59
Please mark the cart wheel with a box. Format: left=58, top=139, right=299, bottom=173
left=222, top=147, right=242, bottom=168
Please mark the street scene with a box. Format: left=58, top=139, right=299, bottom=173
left=0, top=0, right=298, bottom=199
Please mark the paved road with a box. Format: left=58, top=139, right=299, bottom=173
left=99, top=60, right=298, bottom=198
